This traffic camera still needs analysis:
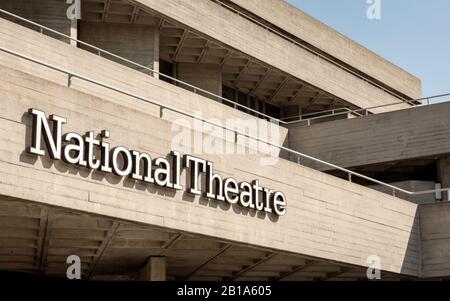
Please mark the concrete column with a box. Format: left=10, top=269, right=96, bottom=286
left=79, top=22, right=159, bottom=72
left=438, top=157, right=450, bottom=201
left=153, top=28, right=160, bottom=79
left=438, top=158, right=450, bottom=187
left=281, top=105, right=299, bottom=122
left=139, top=256, right=166, bottom=281
left=2, top=0, right=72, bottom=42
left=176, top=63, right=222, bottom=100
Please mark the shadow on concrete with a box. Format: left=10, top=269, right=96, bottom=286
left=399, top=208, right=421, bottom=277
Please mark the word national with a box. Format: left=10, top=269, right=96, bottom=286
left=26, top=109, right=287, bottom=216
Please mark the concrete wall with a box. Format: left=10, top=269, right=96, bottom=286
left=419, top=202, right=450, bottom=278
left=135, top=0, right=412, bottom=113
left=288, top=102, right=450, bottom=169
left=0, top=0, right=71, bottom=41
left=0, top=64, right=421, bottom=276
left=0, top=19, right=423, bottom=275
left=79, top=21, right=159, bottom=73
left=229, top=0, right=421, bottom=100
left=176, top=63, right=222, bottom=99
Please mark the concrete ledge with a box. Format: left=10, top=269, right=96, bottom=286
left=288, top=102, right=450, bottom=169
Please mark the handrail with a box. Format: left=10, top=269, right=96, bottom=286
left=212, top=0, right=410, bottom=102
left=0, top=8, right=281, bottom=124
left=294, top=107, right=352, bottom=119
left=283, top=92, right=450, bottom=125
left=281, top=107, right=353, bottom=123
left=2, top=45, right=449, bottom=200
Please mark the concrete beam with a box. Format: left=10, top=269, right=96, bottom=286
left=139, top=257, right=166, bottom=281
left=87, top=221, right=120, bottom=279
left=272, top=260, right=318, bottom=281
left=183, top=244, right=232, bottom=280
left=228, top=252, right=277, bottom=280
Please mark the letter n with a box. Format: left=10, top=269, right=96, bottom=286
left=27, top=108, right=66, bottom=160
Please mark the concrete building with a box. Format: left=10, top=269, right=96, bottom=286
left=0, top=0, right=449, bottom=281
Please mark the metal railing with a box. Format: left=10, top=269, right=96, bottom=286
left=282, top=92, right=450, bottom=125
left=0, top=8, right=280, bottom=123
left=2, top=45, right=449, bottom=202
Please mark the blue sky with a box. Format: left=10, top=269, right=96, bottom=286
left=288, top=0, right=450, bottom=100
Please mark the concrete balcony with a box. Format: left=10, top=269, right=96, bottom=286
left=287, top=101, right=450, bottom=193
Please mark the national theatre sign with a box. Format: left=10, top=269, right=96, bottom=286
left=26, top=108, right=287, bottom=216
